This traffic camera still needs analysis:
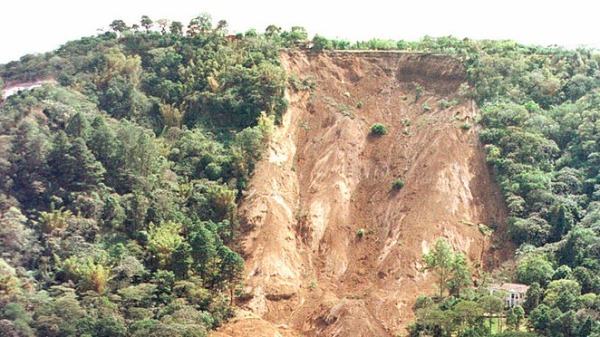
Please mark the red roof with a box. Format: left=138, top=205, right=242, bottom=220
left=490, top=283, right=530, bottom=294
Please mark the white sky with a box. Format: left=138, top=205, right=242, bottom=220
left=1, top=0, right=598, bottom=64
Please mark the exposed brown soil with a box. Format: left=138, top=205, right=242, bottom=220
left=212, top=51, right=511, bottom=337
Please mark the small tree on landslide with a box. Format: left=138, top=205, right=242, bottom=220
left=423, top=238, right=470, bottom=299
left=370, top=123, right=388, bottom=136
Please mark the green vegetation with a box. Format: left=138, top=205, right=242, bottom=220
left=391, top=37, right=599, bottom=337
left=423, top=239, right=471, bottom=299
left=1, top=12, right=599, bottom=337
left=356, top=228, right=366, bottom=238
left=438, top=98, right=458, bottom=110
left=392, top=179, right=405, bottom=191
left=0, top=13, right=287, bottom=336
left=370, top=122, right=388, bottom=136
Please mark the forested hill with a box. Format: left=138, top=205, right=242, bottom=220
left=0, top=14, right=288, bottom=337
left=0, top=13, right=599, bottom=337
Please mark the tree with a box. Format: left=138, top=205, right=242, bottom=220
left=187, top=13, right=212, bottom=36
left=169, top=21, right=183, bottom=35
left=47, top=131, right=75, bottom=191
left=453, top=300, right=484, bottom=333
left=506, top=305, right=525, bottom=331
left=560, top=228, right=596, bottom=268
left=479, top=295, right=504, bottom=333
left=0, top=206, right=39, bottom=266
left=95, top=50, right=150, bottom=122
left=78, top=259, right=111, bottom=293
left=0, top=258, right=20, bottom=295
left=415, top=306, right=456, bottom=336
left=571, top=266, right=598, bottom=294
left=511, top=214, right=553, bottom=246
left=67, top=138, right=106, bottom=192
left=33, top=290, right=86, bottom=337
left=264, top=24, right=281, bottom=38
left=2, top=302, right=34, bottom=336
left=529, top=304, right=563, bottom=337
left=370, top=123, right=388, bottom=136
left=447, top=253, right=471, bottom=297
left=109, top=20, right=128, bottom=34
left=516, top=255, right=554, bottom=286
left=65, top=112, right=90, bottom=139
left=87, top=117, right=120, bottom=188
left=312, top=35, right=333, bottom=51
left=94, top=317, right=127, bottom=337
left=0, top=77, right=4, bottom=101
left=578, top=316, right=593, bottom=337
left=282, top=26, right=308, bottom=48
left=189, top=223, right=218, bottom=285
left=523, top=282, right=543, bottom=313
left=8, top=120, right=50, bottom=208
left=48, top=132, right=105, bottom=194
left=216, top=245, right=244, bottom=298
left=544, top=279, right=581, bottom=312
left=423, top=238, right=470, bottom=298
left=215, top=20, right=228, bottom=35
left=171, top=242, right=193, bottom=279
left=552, top=265, right=572, bottom=280
left=147, top=221, right=184, bottom=270
left=140, top=15, right=153, bottom=32
left=156, top=19, right=169, bottom=34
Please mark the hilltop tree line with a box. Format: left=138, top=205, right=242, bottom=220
left=1, top=13, right=599, bottom=337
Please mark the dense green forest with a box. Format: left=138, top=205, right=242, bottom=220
left=402, top=37, right=600, bottom=337
left=0, top=14, right=287, bottom=337
left=0, top=13, right=599, bottom=337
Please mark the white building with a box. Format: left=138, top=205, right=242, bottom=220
left=490, top=283, right=529, bottom=307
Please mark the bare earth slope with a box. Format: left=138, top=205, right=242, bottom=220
left=213, top=51, right=509, bottom=337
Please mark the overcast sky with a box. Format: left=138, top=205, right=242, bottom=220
left=1, top=0, right=598, bottom=64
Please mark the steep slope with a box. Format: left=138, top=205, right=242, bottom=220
left=214, top=51, right=510, bottom=337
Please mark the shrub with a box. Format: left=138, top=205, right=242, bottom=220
left=370, top=123, right=387, bottom=136
left=204, top=162, right=222, bottom=180
left=356, top=228, right=365, bottom=238
left=414, top=295, right=434, bottom=309
left=460, top=122, right=472, bottom=130
left=392, top=179, right=405, bottom=191
left=438, top=99, right=458, bottom=109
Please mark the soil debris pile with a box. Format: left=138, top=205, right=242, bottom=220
left=214, top=51, right=509, bottom=337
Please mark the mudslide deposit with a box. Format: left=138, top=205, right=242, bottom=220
left=213, top=51, right=509, bottom=337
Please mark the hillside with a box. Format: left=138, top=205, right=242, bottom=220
left=212, top=51, right=510, bottom=336
left=1, top=17, right=599, bottom=337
